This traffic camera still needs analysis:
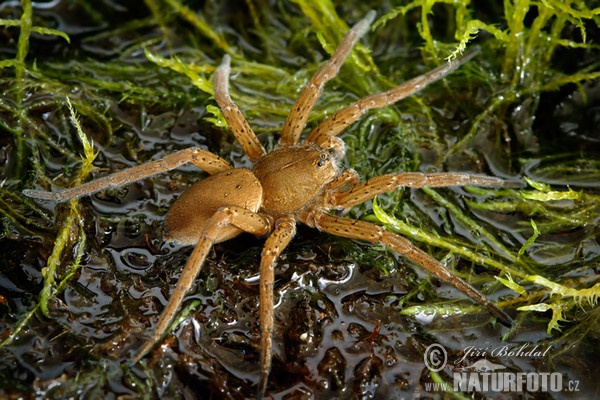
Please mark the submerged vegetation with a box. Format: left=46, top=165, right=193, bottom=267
left=0, top=0, right=599, bottom=398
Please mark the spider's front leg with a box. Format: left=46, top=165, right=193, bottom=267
left=280, top=10, right=376, bottom=146
left=333, top=171, right=517, bottom=210
left=305, top=48, right=479, bottom=147
left=131, top=206, right=272, bottom=363
left=300, top=211, right=513, bottom=326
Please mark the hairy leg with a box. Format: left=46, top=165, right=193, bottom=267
left=333, top=171, right=515, bottom=210
left=131, top=206, right=272, bottom=363
left=23, top=147, right=231, bottom=202
left=306, top=49, right=479, bottom=146
left=214, top=55, right=266, bottom=162
left=280, top=10, right=376, bottom=146
left=257, top=214, right=296, bottom=399
left=301, top=210, right=513, bottom=326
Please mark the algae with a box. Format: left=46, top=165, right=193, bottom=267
left=0, top=0, right=599, bottom=398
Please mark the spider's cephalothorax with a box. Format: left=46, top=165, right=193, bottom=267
left=24, top=11, right=514, bottom=398
left=252, top=146, right=338, bottom=213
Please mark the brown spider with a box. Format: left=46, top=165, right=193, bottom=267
left=24, top=11, right=513, bottom=398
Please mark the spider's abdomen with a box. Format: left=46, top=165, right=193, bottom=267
left=165, top=168, right=262, bottom=245
left=252, top=146, right=337, bottom=214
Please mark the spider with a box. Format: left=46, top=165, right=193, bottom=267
left=24, top=10, right=513, bottom=398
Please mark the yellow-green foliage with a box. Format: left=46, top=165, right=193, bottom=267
left=0, top=0, right=599, bottom=397
left=1, top=99, right=94, bottom=346
left=4, top=0, right=595, bottom=343
left=0, top=0, right=70, bottom=176
left=39, top=99, right=95, bottom=315
left=465, top=178, right=599, bottom=335
left=370, top=0, right=600, bottom=337
left=517, top=275, right=600, bottom=333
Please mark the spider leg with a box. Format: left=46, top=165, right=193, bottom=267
left=305, top=49, right=479, bottom=146
left=131, top=206, right=271, bottom=363
left=327, top=169, right=360, bottom=192
left=302, top=211, right=512, bottom=326
left=333, top=171, right=514, bottom=210
left=280, top=10, right=376, bottom=146
left=214, top=55, right=267, bottom=162
left=22, top=148, right=231, bottom=202
left=257, top=214, right=296, bottom=399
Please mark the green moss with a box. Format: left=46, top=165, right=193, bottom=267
left=0, top=0, right=69, bottom=177
left=0, top=0, right=599, bottom=398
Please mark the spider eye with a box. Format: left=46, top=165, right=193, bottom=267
left=317, top=153, right=329, bottom=167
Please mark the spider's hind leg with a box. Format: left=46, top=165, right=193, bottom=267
left=303, top=211, right=513, bottom=326
left=131, top=206, right=272, bottom=363
left=257, top=214, right=297, bottom=398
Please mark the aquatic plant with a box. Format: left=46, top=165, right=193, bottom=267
left=0, top=0, right=598, bottom=398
